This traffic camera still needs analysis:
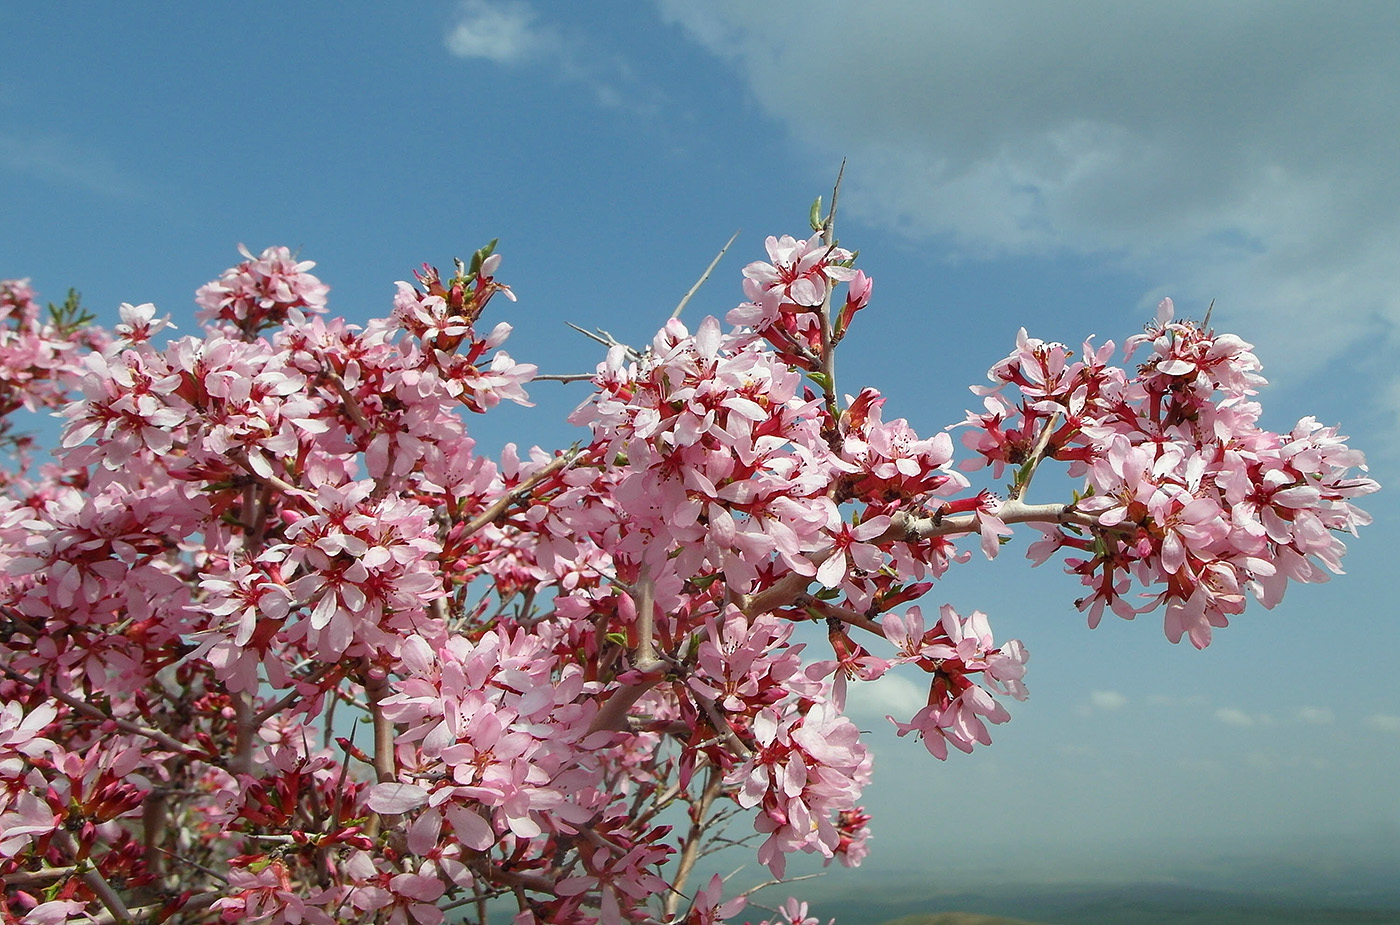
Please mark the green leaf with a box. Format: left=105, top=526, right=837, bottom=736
left=469, top=239, right=499, bottom=276
left=806, top=371, right=832, bottom=391
left=46, top=289, right=95, bottom=335
left=809, top=196, right=824, bottom=232
left=605, top=631, right=629, bottom=647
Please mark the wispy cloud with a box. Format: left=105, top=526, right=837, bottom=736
left=844, top=671, right=925, bottom=722
left=1215, top=707, right=1257, bottom=728
left=0, top=132, right=140, bottom=200
left=1365, top=713, right=1400, bottom=733
left=1077, top=690, right=1127, bottom=716
left=1297, top=706, right=1335, bottom=726
left=657, top=2, right=1400, bottom=390
left=444, top=2, right=662, bottom=112
left=445, top=0, right=556, bottom=65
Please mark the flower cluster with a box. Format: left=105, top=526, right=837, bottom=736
left=0, top=280, right=106, bottom=482
left=0, top=217, right=1376, bottom=925
left=959, top=299, right=1378, bottom=647
left=883, top=605, right=1028, bottom=758
left=195, top=244, right=330, bottom=335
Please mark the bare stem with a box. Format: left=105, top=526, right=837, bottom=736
left=251, top=662, right=335, bottom=726
left=664, top=766, right=725, bottom=919
left=741, top=501, right=1100, bottom=617
left=565, top=323, right=642, bottom=361
left=233, top=450, right=313, bottom=499
left=671, top=230, right=741, bottom=321
left=460, top=449, right=577, bottom=537
left=2, top=866, right=79, bottom=885
left=0, top=666, right=202, bottom=758
left=231, top=691, right=255, bottom=777
left=739, top=549, right=832, bottom=617
left=817, top=162, right=846, bottom=428
left=142, top=788, right=167, bottom=878
left=324, top=366, right=372, bottom=433
left=693, top=689, right=752, bottom=760
left=533, top=372, right=598, bottom=382
left=632, top=565, right=661, bottom=673
left=57, top=830, right=133, bottom=924
left=362, top=659, right=398, bottom=837
left=793, top=594, right=885, bottom=637
left=1008, top=410, right=1062, bottom=502
left=890, top=501, right=1096, bottom=540
left=88, top=892, right=219, bottom=925
left=588, top=677, right=662, bottom=735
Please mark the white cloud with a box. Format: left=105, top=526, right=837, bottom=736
left=444, top=3, right=662, bottom=112
left=844, top=671, right=925, bottom=722
left=444, top=0, right=554, bottom=64
left=656, top=2, right=1400, bottom=389
left=1365, top=713, right=1400, bottom=734
left=1297, top=706, right=1335, bottom=725
left=0, top=132, right=140, bottom=199
left=1215, top=707, right=1256, bottom=727
left=1147, top=693, right=1207, bottom=708
left=1088, top=690, right=1127, bottom=712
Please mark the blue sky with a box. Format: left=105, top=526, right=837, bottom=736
left=2, top=2, right=1397, bottom=895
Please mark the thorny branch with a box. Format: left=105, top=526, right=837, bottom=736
left=671, top=230, right=741, bottom=321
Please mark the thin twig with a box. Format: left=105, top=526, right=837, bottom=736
left=324, top=366, right=372, bottom=434
left=817, top=161, right=847, bottom=432
left=153, top=844, right=230, bottom=883
left=664, top=766, right=725, bottom=919
left=1008, top=410, right=1062, bottom=503
left=533, top=372, right=598, bottom=382
left=889, top=501, right=1097, bottom=541
left=587, top=677, right=663, bottom=735
left=459, top=448, right=579, bottom=538
left=1, top=866, right=79, bottom=885
left=671, top=230, right=740, bottom=320
left=233, top=450, right=313, bottom=499
left=740, top=873, right=825, bottom=903
left=87, top=892, right=219, bottom=925
left=0, top=666, right=202, bottom=758
left=741, top=501, right=1103, bottom=617
left=794, top=594, right=885, bottom=637
left=251, top=662, right=336, bottom=726
left=566, top=323, right=642, bottom=361
left=692, top=690, right=752, bottom=760
left=56, top=830, right=133, bottom=924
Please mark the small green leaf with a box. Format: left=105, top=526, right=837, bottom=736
left=806, top=371, right=832, bottom=391
left=469, top=239, right=499, bottom=276
left=809, top=196, right=824, bottom=232
left=605, top=632, right=629, bottom=647
left=47, top=289, right=95, bottom=335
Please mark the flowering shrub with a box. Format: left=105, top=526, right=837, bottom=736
left=0, top=206, right=1377, bottom=925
